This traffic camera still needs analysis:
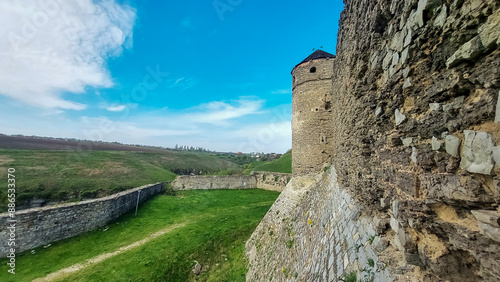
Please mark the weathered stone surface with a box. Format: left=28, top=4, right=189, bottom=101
left=460, top=130, right=495, bottom=175
left=443, top=96, right=465, bottom=111
left=478, top=9, right=500, bottom=49
left=372, top=236, right=389, bottom=252
left=434, top=5, right=448, bottom=27
left=192, top=261, right=202, bottom=275
left=432, top=136, right=443, bottom=151
left=429, top=103, right=441, bottom=111
left=420, top=174, right=491, bottom=205
left=495, top=91, right=500, bottom=123
left=446, top=36, right=485, bottom=68
left=471, top=210, right=500, bottom=228
left=408, top=0, right=431, bottom=30
left=477, top=222, right=500, bottom=243
left=390, top=30, right=406, bottom=52
left=445, top=135, right=461, bottom=158
left=392, top=52, right=400, bottom=67
left=493, top=146, right=500, bottom=167
left=402, top=137, right=413, bottom=147
left=411, top=147, right=418, bottom=164
left=395, top=109, right=406, bottom=126
left=403, top=77, right=412, bottom=89
left=383, top=50, right=393, bottom=70
left=397, top=171, right=418, bottom=197
left=404, top=28, right=412, bottom=48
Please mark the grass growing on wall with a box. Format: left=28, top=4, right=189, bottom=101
left=0, top=149, right=239, bottom=210
left=0, top=189, right=279, bottom=282
left=246, top=152, right=292, bottom=174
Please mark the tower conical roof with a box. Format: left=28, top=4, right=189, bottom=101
left=297, top=50, right=335, bottom=66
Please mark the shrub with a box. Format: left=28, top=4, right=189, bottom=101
left=164, top=183, right=176, bottom=196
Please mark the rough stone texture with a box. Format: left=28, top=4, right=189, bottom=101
left=432, top=136, right=442, bottom=151
left=445, top=135, right=461, bottom=158
left=292, top=57, right=335, bottom=176
left=251, top=171, right=291, bottom=192
left=471, top=210, right=500, bottom=228
left=0, top=183, right=164, bottom=257
left=248, top=0, right=500, bottom=281
left=171, top=172, right=290, bottom=192
left=246, top=168, right=402, bottom=282
left=496, top=90, right=500, bottom=123
left=461, top=130, right=495, bottom=175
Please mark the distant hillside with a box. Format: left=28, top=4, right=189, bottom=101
left=0, top=134, right=180, bottom=153
left=0, top=149, right=239, bottom=211
left=246, top=152, right=292, bottom=174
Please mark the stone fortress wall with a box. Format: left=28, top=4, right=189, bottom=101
left=0, top=183, right=164, bottom=257
left=247, top=0, right=500, bottom=281
left=171, top=171, right=290, bottom=192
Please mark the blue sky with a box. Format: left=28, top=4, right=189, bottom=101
left=0, top=0, right=343, bottom=153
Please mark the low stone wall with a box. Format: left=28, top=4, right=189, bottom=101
left=251, top=171, right=291, bottom=192
left=171, top=172, right=291, bottom=192
left=0, top=182, right=165, bottom=257
left=171, top=175, right=257, bottom=190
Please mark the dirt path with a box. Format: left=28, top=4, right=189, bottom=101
left=32, top=223, right=186, bottom=282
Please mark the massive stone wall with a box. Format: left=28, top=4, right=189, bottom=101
left=248, top=0, right=500, bottom=281
left=247, top=168, right=398, bottom=281
left=0, top=183, right=164, bottom=257
left=171, top=172, right=290, bottom=192
left=292, top=58, right=335, bottom=176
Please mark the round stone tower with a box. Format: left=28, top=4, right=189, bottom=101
left=291, top=50, right=335, bottom=176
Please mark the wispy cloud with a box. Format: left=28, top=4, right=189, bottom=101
left=165, top=77, right=197, bottom=90
left=271, top=89, right=291, bottom=94
left=0, top=0, right=136, bottom=110
left=186, top=99, right=264, bottom=125
left=105, top=105, right=127, bottom=112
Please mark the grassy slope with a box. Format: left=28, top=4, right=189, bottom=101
left=247, top=152, right=292, bottom=174
left=0, top=149, right=238, bottom=209
left=0, top=189, right=279, bottom=282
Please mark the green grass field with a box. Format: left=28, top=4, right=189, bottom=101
left=0, top=149, right=238, bottom=210
left=245, top=152, right=292, bottom=174
left=0, top=189, right=279, bottom=282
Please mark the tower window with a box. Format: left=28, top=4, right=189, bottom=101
left=310, top=67, right=316, bottom=73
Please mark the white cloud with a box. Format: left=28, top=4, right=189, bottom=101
left=165, top=77, right=196, bottom=90
left=105, top=105, right=127, bottom=112
left=0, top=0, right=136, bottom=110
left=186, top=99, right=264, bottom=125
left=272, top=89, right=291, bottom=94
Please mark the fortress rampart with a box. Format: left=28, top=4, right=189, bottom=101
left=247, top=0, right=500, bottom=281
